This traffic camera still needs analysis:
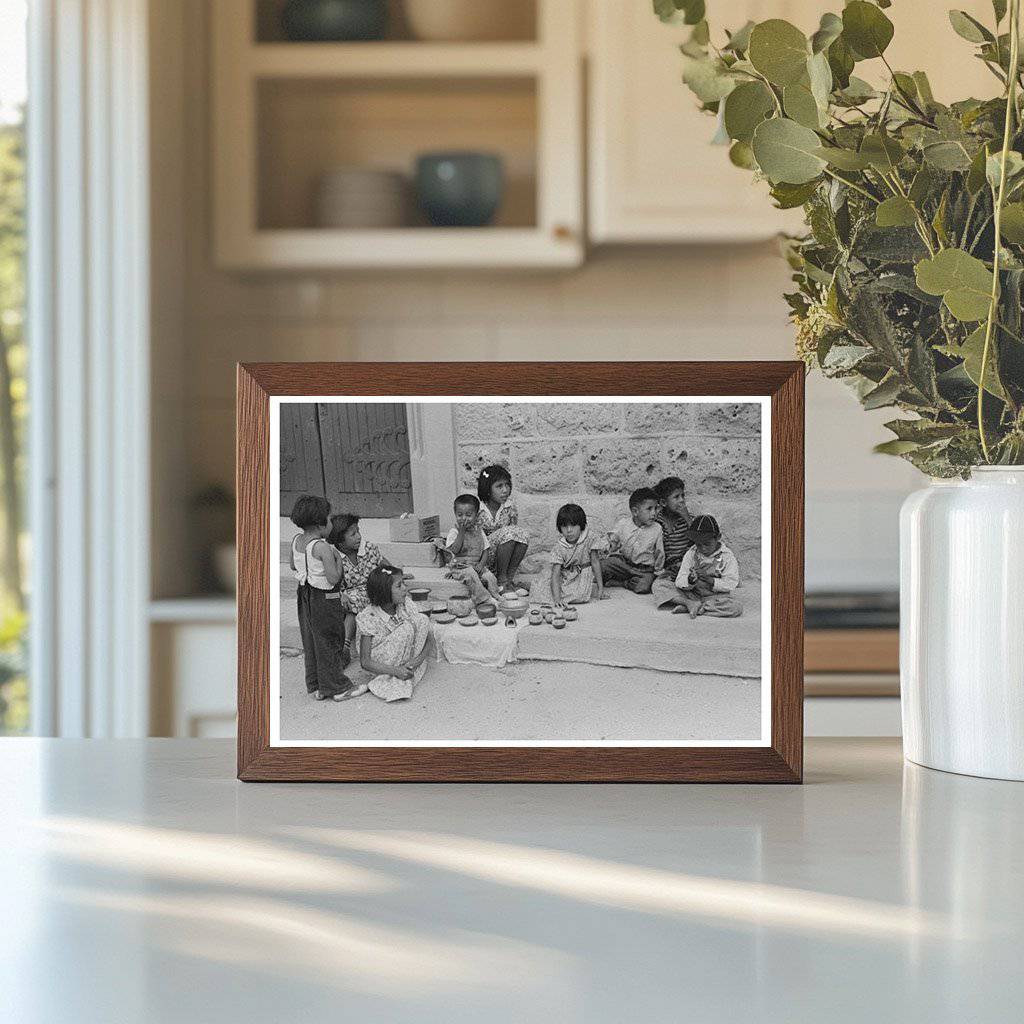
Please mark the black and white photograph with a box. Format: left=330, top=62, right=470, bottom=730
left=270, top=397, right=769, bottom=746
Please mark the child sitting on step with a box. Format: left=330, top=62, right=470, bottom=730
left=432, top=494, right=502, bottom=606
left=530, top=503, right=609, bottom=606
left=671, top=514, right=742, bottom=619
left=600, top=487, right=665, bottom=595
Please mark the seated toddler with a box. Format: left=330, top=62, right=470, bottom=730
left=670, top=514, right=742, bottom=618
left=432, top=494, right=502, bottom=606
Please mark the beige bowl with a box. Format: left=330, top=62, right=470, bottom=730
left=404, top=0, right=535, bottom=41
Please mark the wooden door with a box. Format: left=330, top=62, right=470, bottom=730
left=317, top=403, right=413, bottom=517
left=280, top=403, right=326, bottom=515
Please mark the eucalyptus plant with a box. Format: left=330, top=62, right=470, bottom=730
left=659, top=0, right=1024, bottom=475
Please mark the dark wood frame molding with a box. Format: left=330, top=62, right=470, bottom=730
left=237, top=362, right=804, bottom=782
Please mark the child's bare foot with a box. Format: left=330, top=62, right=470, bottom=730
left=332, top=684, right=368, bottom=702
left=312, top=690, right=326, bottom=699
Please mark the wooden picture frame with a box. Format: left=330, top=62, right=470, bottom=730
left=237, top=362, right=804, bottom=782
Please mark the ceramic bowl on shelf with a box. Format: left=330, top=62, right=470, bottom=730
left=415, top=152, right=504, bottom=227
left=408, top=586, right=431, bottom=602
left=480, top=616, right=497, bottom=626
left=315, top=167, right=409, bottom=229
left=403, top=0, right=534, bottom=42
left=281, top=0, right=388, bottom=41
left=459, top=615, right=479, bottom=627
left=434, top=613, right=455, bottom=625
left=563, top=607, right=578, bottom=622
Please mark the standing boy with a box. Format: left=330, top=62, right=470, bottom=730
left=600, top=487, right=665, bottom=594
left=651, top=475, right=694, bottom=610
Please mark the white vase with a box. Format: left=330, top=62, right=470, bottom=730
left=900, top=467, right=1024, bottom=780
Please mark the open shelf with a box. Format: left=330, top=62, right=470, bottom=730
left=257, top=76, right=537, bottom=232
left=213, top=0, right=581, bottom=268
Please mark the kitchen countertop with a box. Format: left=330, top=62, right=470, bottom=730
left=2, top=738, right=1021, bottom=1023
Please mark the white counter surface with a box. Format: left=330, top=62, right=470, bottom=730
left=2, top=738, right=1021, bottom=1023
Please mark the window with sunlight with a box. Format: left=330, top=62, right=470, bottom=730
left=0, top=0, right=28, bottom=734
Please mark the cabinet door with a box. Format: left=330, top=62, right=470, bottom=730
left=588, top=1, right=812, bottom=243
left=588, top=1, right=1001, bottom=244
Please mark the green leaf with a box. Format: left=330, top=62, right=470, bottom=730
left=728, top=140, right=757, bottom=169
left=783, top=83, right=822, bottom=129
left=681, top=55, right=737, bottom=103
left=959, top=325, right=1007, bottom=398
left=842, top=1, right=894, bottom=60
left=748, top=19, right=810, bottom=87
left=690, top=20, right=710, bottom=46
left=654, top=0, right=705, bottom=25
left=810, top=12, right=843, bottom=54
left=836, top=75, right=877, bottom=104
left=827, top=35, right=855, bottom=89
left=860, top=133, right=905, bottom=172
left=967, top=142, right=993, bottom=193
left=993, top=0, right=1008, bottom=24
left=923, top=141, right=972, bottom=171
left=1000, top=202, right=1024, bottom=242
left=885, top=418, right=963, bottom=443
left=874, top=439, right=921, bottom=456
left=909, top=165, right=936, bottom=205
left=770, top=179, right=820, bottom=209
left=752, top=117, right=827, bottom=184
left=862, top=374, right=902, bottom=409
left=723, top=20, right=755, bottom=53
left=875, top=196, right=918, bottom=228
left=912, top=71, right=935, bottom=105
left=807, top=51, right=833, bottom=110
left=915, top=249, right=994, bottom=321
left=723, top=81, right=775, bottom=143
left=814, top=145, right=872, bottom=170
left=948, top=10, right=993, bottom=44
left=986, top=150, right=1024, bottom=190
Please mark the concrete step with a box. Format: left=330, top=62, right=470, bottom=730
left=279, top=571, right=761, bottom=679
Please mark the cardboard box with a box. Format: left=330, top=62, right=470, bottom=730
left=389, top=514, right=440, bottom=542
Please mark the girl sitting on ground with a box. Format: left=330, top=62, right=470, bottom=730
left=355, top=565, right=433, bottom=702
left=289, top=495, right=366, bottom=702
left=477, top=465, right=530, bottom=593
left=530, top=503, right=609, bottom=607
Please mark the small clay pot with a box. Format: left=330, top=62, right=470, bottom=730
left=563, top=607, right=578, bottom=622
left=552, top=617, right=566, bottom=630
left=480, top=616, right=498, bottom=626
left=544, top=611, right=555, bottom=624
left=459, top=615, right=479, bottom=627
left=434, top=613, right=455, bottom=625
left=529, top=610, right=543, bottom=625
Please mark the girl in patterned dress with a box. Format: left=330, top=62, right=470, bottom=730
left=530, top=503, right=609, bottom=606
left=327, top=513, right=389, bottom=662
left=477, top=465, right=530, bottom=593
left=355, top=565, right=433, bottom=702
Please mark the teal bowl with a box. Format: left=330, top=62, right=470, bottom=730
left=415, top=152, right=505, bottom=227
left=281, top=0, right=388, bottom=42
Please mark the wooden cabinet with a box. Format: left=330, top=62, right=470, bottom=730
left=586, top=0, right=999, bottom=244
left=588, top=1, right=811, bottom=243
left=211, top=0, right=584, bottom=268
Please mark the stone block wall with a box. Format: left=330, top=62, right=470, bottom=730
left=453, top=402, right=762, bottom=580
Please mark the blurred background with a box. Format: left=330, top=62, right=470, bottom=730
left=1, top=0, right=998, bottom=740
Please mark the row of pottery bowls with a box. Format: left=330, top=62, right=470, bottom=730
left=315, top=154, right=504, bottom=229
left=281, top=0, right=533, bottom=43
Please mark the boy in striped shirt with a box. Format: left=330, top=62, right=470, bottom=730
left=651, top=476, right=694, bottom=611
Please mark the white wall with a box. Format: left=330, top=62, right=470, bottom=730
left=151, top=0, right=920, bottom=598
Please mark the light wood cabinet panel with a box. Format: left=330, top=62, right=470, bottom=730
left=587, top=0, right=1002, bottom=244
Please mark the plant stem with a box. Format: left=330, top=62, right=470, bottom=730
left=979, top=0, right=1021, bottom=463
left=821, top=167, right=879, bottom=203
